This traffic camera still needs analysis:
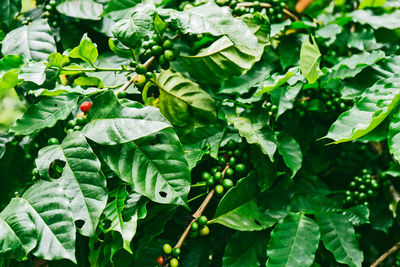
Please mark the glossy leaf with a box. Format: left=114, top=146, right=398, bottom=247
left=11, top=94, right=79, bottom=135
left=1, top=20, right=56, bottom=61
left=223, top=231, right=266, bottom=267
left=181, top=36, right=264, bottom=84
left=266, top=213, right=320, bottom=267
left=112, top=12, right=154, bottom=48
left=227, top=113, right=277, bottom=161
left=323, top=50, right=385, bottom=81
left=276, top=132, right=302, bottom=178
left=101, top=186, right=146, bottom=253
left=0, top=69, right=21, bottom=97
left=256, top=68, right=296, bottom=96
left=158, top=2, right=257, bottom=49
left=324, top=76, right=400, bottom=143
left=69, top=34, right=98, bottom=66
left=388, top=106, right=400, bottom=161
left=212, top=173, right=287, bottom=231
left=35, top=132, right=108, bottom=237
left=0, top=133, right=13, bottom=159
left=154, top=69, right=216, bottom=128
left=18, top=61, right=46, bottom=85
left=0, top=0, right=21, bottom=27
left=300, top=36, right=321, bottom=84
left=351, top=10, right=400, bottom=30
left=316, top=213, right=363, bottom=267
left=103, top=0, right=141, bottom=19
left=56, top=0, right=103, bottom=20
left=100, top=128, right=191, bottom=207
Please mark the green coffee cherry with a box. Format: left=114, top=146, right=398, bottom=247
left=202, top=172, right=212, bottom=181
left=215, top=185, right=224, bottom=196
left=67, top=119, right=76, bottom=128
left=199, top=225, right=210, bottom=236
left=190, top=230, right=199, bottom=238
left=48, top=138, right=59, bottom=145
left=211, top=167, right=219, bottom=173
left=170, top=258, right=179, bottom=267
left=222, top=179, right=234, bottom=189
left=163, top=243, right=172, bottom=255
left=164, top=50, right=175, bottom=61
left=191, top=221, right=199, bottom=231
left=152, top=45, right=163, bottom=56
left=218, top=156, right=226, bottom=165
left=225, top=168, right=234, bottom=177
left=76, top=116, right=86, bottom=126
left=229, top=157, right=236, bottom=165
left=226, top=140, right=235, bottom=149
left=235, top=163, right=245, bottom=173
left=73, top=125, right=82, bottom=131
left=206, top=178, right=214, bottom=186
left=197, top=215, right=208, bottom=226
left=163, top=39, right=174, bottom=49
left=172, top=248, right=181, bottom=257
left=136, top=64, right=146, bottom=74
left=214, top=171, right=222, bottom=181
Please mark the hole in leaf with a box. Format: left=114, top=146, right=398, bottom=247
left=93, top=241, right=101, bottom=250
left=48, top=159, right=66, bottom=179
left=254, top=219, right=261, bottom=226
left=159, top=191, right=167, bottom=198
left=103, top=219, right=112, bottom=230
left=98, top=232, right=105, bottom=241
left=75, top=220, right=85, bottom=229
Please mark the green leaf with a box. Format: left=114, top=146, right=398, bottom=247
left=388, top=105, right=400, bottom=161
left=100, top=128, right=191, bottom=207
left=351, top=9, right=400, bottom=30
left=159, top=2, right=257, bottom=49
left=255, top=68, right=296, bottom=96
left=154, top=69, right=216, bottom=128
left=35, top=132, right=108, bottom=237
left=181, top=36, right=264, bottom=84
left=276, top=132, right=302, bottom=178
left=223, top=231, right=266, bottom=267
left=103, top=0, right=141, bottom=20
left=0, top=198, right=36, bottom=261
left=0, top=55, right=25, bottom=76
left=369, top=202, right=393, bottom=233
left=359, top=0, right=385, bottom=8
left=0, top=181, right=76, bottom=262
left=74, top=77, right=104, bottom=88
left=82, top=96, right=171, bottom=145
left=300, top=36, right=321, bottom=84
left=69, top=33, right=99, bottom=66
left=18, top=61, right=46, bottom=85
left=1, top=20, right=56, bottom=61
left=212, top=173, right=287, bottom=231
left=266, top=213, right=320, bottom=267
left=56, top=0, right=103, bottom=20
left=101, top=186, right=146, bottom=253
left=112, top=12, right=154, bottom=49
left=0, top=69, right=22, bottom=97
left=322, top=50, right=385, bottom=81
left=11, top=94, right=79, bottom=135
left=270, top=82, right=302, bottom=118
left=227, top=113, right=277, bottom=161
left=342, top=205, right=370, bottom=226
left=47, top=52, right=70, bottom=69
left=316, top=213, right=363, bottom=267
left=218, top=57, right=272, bottom=96
left=0, top=133, right=13, bottom=159
left=324, top=76, right=400, bottom=144
left=0, top=0, right=21, bottom=27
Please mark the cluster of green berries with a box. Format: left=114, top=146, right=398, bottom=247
left=216, top=0, right=287, bottom=23
left=189, top=215, right=210, bottom=238
left=141, top=34, right=177, bottom=70
left=343, top=169, right=380, bottom=207
left=263, top=99, right=278, bottom=117
left=295, top=88, right=352, bottom=118
left=157, top=244, right=181, bottom=266
left=21, top=17, right=32, bottom=26
left=43, top=0, right=60, bottom=28
left=200, top=140, right=247, bottom=197
left=395, top=250, right=400, bottom=267
left=178, top=0, right=208, bottom=10
left=65, top=101, right=92, bottom=134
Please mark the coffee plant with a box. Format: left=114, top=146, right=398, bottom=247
left=1, top=0, right=400, bottom=266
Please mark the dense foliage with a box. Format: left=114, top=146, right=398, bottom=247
left=1, top=0, right=400, bottom=266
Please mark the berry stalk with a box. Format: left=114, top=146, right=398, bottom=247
left=173, top=164, right=230, bottom=250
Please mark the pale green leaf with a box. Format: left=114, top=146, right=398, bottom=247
left=276, top=132, right=302, bottom=178
left=266, top=213, right=320, bottom=267
left=18, top=61, right=46, bottom=85
left=56, top=0, right=103, bottom=20
left=300, top=36, right=321, bottom=84
left=69, top=33, right=99, bottom=66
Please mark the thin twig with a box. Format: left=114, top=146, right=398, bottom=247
left=237, top=2, right=300, bottom=21
left=115, top=56, right=155, bottom=94
left=173, top=165, right=230, bottom=249
left=370, top=241, right=400, bottom=267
